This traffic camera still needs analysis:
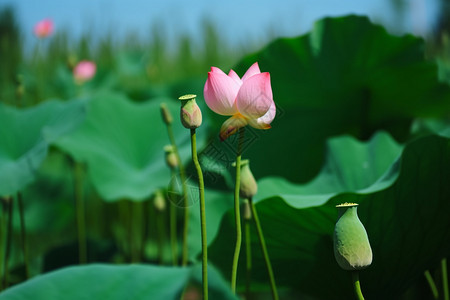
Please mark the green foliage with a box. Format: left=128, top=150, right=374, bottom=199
left=209, top=133, right=450, bottom=299
left=1, top=11, right=450, bottom=300
left=0, top=264, right=238, bottom=300
left=55, top=92, right=208, bottom=201
left=231, top=15, right=450, bottom=182
left=0, top=7, right=22, bottom=105
left=0, top=100, right=85, bottom=195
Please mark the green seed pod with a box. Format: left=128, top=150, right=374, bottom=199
left=160, top=103, right=173, bottom=125
left=153, top=190, right=166, bottom=212
left=333, top=203, right=372, bottom=271
left=233, top=159, right=258, bottom=199
left=178, top=94, right=202, bottom=129
left=164, top=145, right=178, bottom=169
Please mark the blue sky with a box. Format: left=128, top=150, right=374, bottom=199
left=0, top=0, right=440, bottom=49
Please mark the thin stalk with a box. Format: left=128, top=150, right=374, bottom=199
left=118, top=200, right=129, bottom=259
left=0, top=199, right=5, bottom=290
left=131, top=201, right=143, bottom=263
left=190, top=128, right=208, bottom=300
left=128, top=201, right=137, bottom=263
left=351, top=271, right=365, bottom=300
left=2, top=198, right=13, bottom=289
left=167, top=123, right=189, bottom=266
left=17, top=192, right=30, bottom=278
left=231, top=127, right=245, bottom=293
left=424, top=270, right=439, bottom=299
left=155, top=209, right=165, bottom=264
left=443, top=258, right=449, bottom=300
left=73, top=162, right=87, bottom=264
left=250, top=198, right=279, bottom=300
left=244, top=211, right=252, bottom=299
left=169, top=204, right=177, bottom=265
left=170, top=169, right=178, bottom=265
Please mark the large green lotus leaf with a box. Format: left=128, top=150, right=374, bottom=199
left=55, top=92, right=208, bottom=201
left=256, top=131, right=402, bottom=207
left=209, top=133, right=450, bottom=299
left=190, top=131, right=399, bottom=262
left=411, top=117, right=450, bottom=139
left=226, top=15, right=450, bottom=182
left=0, top=263, right=237, bottom=300
left=0, top=100, right=86, bottom=196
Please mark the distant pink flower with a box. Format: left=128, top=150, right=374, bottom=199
left=33, top=19, right=54, bottom=38
left=73, top=61, right=96, bottom=84
left=204, top=62, right=275, bottom=140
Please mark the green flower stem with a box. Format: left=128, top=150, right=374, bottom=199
left=73, top=162, right=87, bottom=264
left=190, top=128, right=208, bottom=300
left=424, top=270, right=439, bottom=299
left=2, top=197, right=13, bottom=289
left=191, top=128, right=208, bottom=300
left=17, top=192, right=30, bottom=278
left=169, top=204, right=177, bottom=265
left=249, top=198, right=279, bottom=300
left=231, top=127, right=245, bottom=294
left=118, top=200, right=129, bottom=260
left=443, top=258, right=449, bottom=300
left=155, top=208, right=165, bottom=264
left=0, top=200, right=5, bottom=290
left=170, top=170, right=178, bottom=266
left=351, top=271, right=365, bottom=300
left=167, top=123, right=190, bottom=266
left=244, top=211, right=252, bottom=300
left=131, top=201, right=143, bottom=263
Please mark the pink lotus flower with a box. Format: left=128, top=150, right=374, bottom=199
left=204, top=62, right=275, bottom=140
left=33, top=19, right=54, bottom=38
left=73, top=61, right=96, bottom=84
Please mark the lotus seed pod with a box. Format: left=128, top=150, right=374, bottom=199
left=178, top=94, right=202, bottom=129
left=333, top=203, right=372, bottom=271
left=233, top=159, right=258, bottom=199
left=160, top=103, right=173, bottom=125
left=164, top=145, right=178, bottom=169
left=153, top=190, right=166, bottom=212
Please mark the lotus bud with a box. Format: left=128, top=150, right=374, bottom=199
left=160, top=103, right=173, bottom=125
left=178, top=94, right=202, bottom=129
left=164, top=145, right=178, bottom=169
left=153, top=190, right=166, bottom=212
left=233, top=159, right=258, bottom=199
left=33, top=19, right=54, bottom=38
left=73, top=60, right=96, bottom=84
left=333, top=203, right=372, bottom=271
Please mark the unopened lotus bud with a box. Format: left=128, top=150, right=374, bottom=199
left=178, top=94, right=202, bottom=129
left=160, top=103, right=173, bottom=125
left=153, top=190, right=166, bottom=212
left=164, top=145, right=178, bottom=169
left=233, top=159, right=258, bottom=199
left=334, top=203, right=372, bottom=271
